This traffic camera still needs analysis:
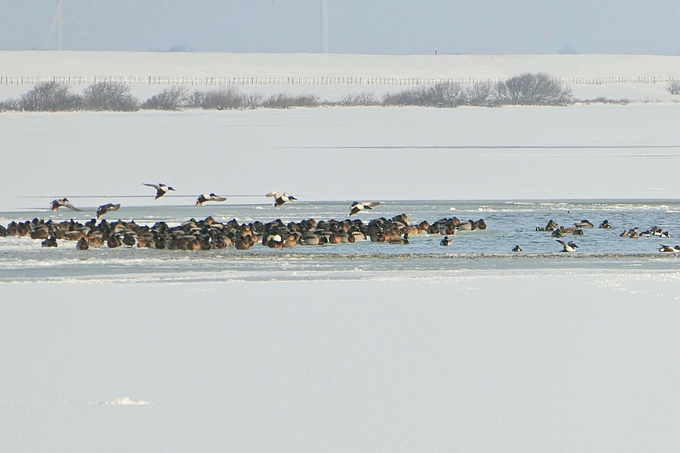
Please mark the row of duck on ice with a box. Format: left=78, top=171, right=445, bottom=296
left=49, top=184, right=375, bottom=218
left=0, top=211, right=488, bottom=250
left=534, top=218, right=679, bottom=253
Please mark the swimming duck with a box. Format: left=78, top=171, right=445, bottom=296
left=389, top=233, right=410, bottom=244
left=144, top=183, right=175, bottom=199
left=574, top=220, right=594, bottom=228
left=557, top=239, right=578, bottom=252
left=50, top=198, right=81, bottom=211
left=440, top=236, right=452, bottom=246
left=350, top=201, right=380, bottom=216
left=598, top=220, right=612, bottom=229
left=658, top=245, right=680, bottom=253
left=512, top=245, right=522, bottom=252
left=196, top=193, right=227, bottom=206
left=41, top=236, right=58, bottom=247
left=266, top=191, right=297, bottom=207
left=96, top=203, right=121, bottom=219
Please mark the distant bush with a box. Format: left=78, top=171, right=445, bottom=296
left=464, top=81, right=495, bottom=107
left=495, top=72, right=573, bottom=106
left=19, top=81, right=81, bottom=112
left=261, top=93, right=319, bottom=109
left=189, top=87, right=248, bottom=110
left=0, top=98, right=20, bottom=112
left=668, top=80, right=680, bottom=95
left=338, top=92, right=380, bottom=106
left=141, top=86, right=188, bottom=110
left=578, top=97, right=630, bottom=105
left=82, top=82, right=139, bottom=111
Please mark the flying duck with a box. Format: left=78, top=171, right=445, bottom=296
left=196, top=193, right=227, bottom=206
left=50, top=198, right=81, bottom=211
left=144, top=183, right=175, bottom=199
left=557, top=239, right=578, bottom=252
left=266, top=191, right=297, bottom=207
left=350, top=201, right=380, bottom=216
left=96, top=203, right=121, bottom=219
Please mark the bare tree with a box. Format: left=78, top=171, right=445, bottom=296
left=667, top=80, right=680, bottom=95
left=82, top=82, right=138, bottom=111
left=141, top=87, right=188, bottom=110
left=495, top=73, right=573, bottom=106
left=19, top=81, right=81, bottom=111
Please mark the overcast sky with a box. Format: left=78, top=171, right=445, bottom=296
left=1, top=0, right=679, bottom=55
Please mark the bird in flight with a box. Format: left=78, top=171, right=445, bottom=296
left=266, top=191, right=297, bottom=207
left=50, top=198, right=81, bottom=211
left=196, top=193, right=227, bottom=206
left=349, top=201, right=380, bottom=216
left=143, top=183, right=175, bottom=199
left=96, top=203, right=120, bottom=219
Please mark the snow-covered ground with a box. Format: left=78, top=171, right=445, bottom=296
left=2, top=52, right=680, bottom=453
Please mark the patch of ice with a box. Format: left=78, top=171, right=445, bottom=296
left=98, top=396, right=152, bottom=406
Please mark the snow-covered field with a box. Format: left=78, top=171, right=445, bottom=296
left=2, top=52, right=680, bottom=453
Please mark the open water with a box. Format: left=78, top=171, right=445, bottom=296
left=2, top=199, right=680, bottom=283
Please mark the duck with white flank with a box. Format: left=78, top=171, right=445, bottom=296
left=557, top=239, right=578, bottom=252
left=143, top=183, right=175, bottom=200
left=440, top=236, right=452, bottom=246
left=512, top=245, right=522, bottom=252
left=96, top=203, right=121, bottom=219
left=266, top=191, right=297, bottom=207
left=196, top=193, right=227, bottom=206
left=50, top=198, right=81, bottom=211
left=658, top=245, right=680, bottom=253
left=350, top=201, right=380, bottom=216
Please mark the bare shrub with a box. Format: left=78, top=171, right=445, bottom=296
left=0, top=98, right=20, bottom=112
left=141, top=87, right=188, bottom=110
left=382, top=88, right=426, bottom=106
left=19, top=81, right=81, bottom=112
left=465, top=81, right=495, bottom=107
left=382, top=81, right=464, bottom=107
left=338, top=92, right=380, bottom=106
left=261, top=93, right=319, bottom=109
left=495, top=72, right=573, bottom=106
left=82, top=82, right=138, bottom=111
left=578, top=97, right=630, bottom=105
left=668, top=80, right=680, bottom=95
left=242, top=93, right=263, bottom=109
left=427, top=81, right=465, bottom=107
left=199, top=87, right=247, bottom=110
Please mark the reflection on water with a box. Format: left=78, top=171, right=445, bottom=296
left=2, top=199, right=680, bottom=282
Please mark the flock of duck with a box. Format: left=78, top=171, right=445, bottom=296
left=1, top=183, right=678, bottom=254
left=0, top=183, right=490, bottom=251
left=534, top=218, right=678, bottom=253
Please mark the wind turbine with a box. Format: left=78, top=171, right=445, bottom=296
left=320, top=0, right=329, bottom=53
left=46, top=0, right=64, bottom=50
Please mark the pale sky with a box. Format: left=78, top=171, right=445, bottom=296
left=1, top=0, right=679, bottom=55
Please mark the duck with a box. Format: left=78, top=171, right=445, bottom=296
left=659, top=245, right=680, bottom=253
left=557, top=239, right=578, bottom=252
left=266, top=191, right=297, bottom=207
left=196, top=193, right=227, bottom=206
left=96, top=203, right=121, bottom=219
left=440, top=236, right=452, bottom=246
left=143, top=183, right=175, bottom=199
left=389, top=233, right=410, bottom=244
left=50, top=198, right=81, bottom=211
left=598, top=220, right=612, bottom=229
left=511, top=245, right=522, bottom=252
left=41, top=236, right=58, bottom=247
left=350, top=201, right=380, bottom=216
left=574, top=220, right=594, bottom=228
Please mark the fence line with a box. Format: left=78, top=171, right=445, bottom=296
left=0, top=75, right=678, bottom=87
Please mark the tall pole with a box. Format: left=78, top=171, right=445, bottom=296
left=57, top=0, right=63, bottom=51
left=320, top=0, right=329, bottom=53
